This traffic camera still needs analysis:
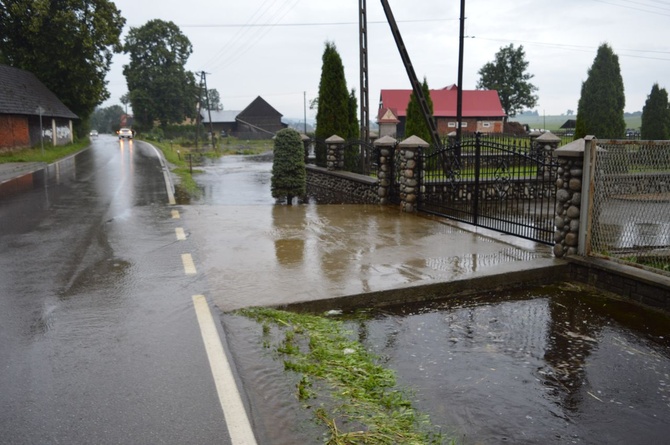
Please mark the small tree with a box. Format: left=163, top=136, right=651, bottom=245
left=405, top=77, right=434, bottom=142
left=315, top=42, right=350, bottom=167
left=641, top=83, right=670, bottom=140
left=477, top=44, right=538, bottom=118
left=271, top=128, right=306, bottom=205
left=575, top=43, right=626, bottom=139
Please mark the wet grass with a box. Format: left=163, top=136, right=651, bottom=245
left=0, top=139, right=90, bottom=164
left=239, top=307, right=449, bottom=445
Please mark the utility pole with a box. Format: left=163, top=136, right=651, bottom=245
left=303, top=91, right=307, bottom=134
left=201, top=71, right=215, bottom=148
left=456, top=0, right=465, bottom=151
left=195, top=72, right=204, bottom=150
left=359, top=0, right=370, bottom=145
left=380, top=0, right=441, bottom=149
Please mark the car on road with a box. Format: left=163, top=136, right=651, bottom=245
left=117, top=128, right=133, bottom=139
left=90, top=130, right=98, bottom=137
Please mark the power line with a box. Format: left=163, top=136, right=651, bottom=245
left=590, top=0, right=670, bottom=16
left=180, top=18, right=457, bottom=28
left=204, top=0, right=302, bottom=73
left=474, top=37, right=670, bottom=61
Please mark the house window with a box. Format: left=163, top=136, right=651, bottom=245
left=448, top=122, right=456, bottom=128
left=461, top=122, right=468, bottom=128
left=482, top=122, right=491, bottom=128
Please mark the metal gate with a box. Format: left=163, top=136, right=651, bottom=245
left=418, top=133, right=558, bottom=244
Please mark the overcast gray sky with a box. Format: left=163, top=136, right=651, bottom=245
left=101, top=0, right=670, bottom=121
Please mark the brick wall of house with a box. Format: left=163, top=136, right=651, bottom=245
left=0, top=114, right=30, bottom=152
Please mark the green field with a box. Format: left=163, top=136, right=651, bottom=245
left=512, top=114, right=642, bottom=132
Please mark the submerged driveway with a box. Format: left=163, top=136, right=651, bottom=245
left=180, top=154, right=562, bottom=312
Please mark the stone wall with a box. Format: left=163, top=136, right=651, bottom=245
left=306, top=165, right=379, bottom=204
left=568, top=256, right=670, bottom=311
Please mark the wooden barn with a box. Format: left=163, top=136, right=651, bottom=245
left=0, top=64, right=78, bottom=152
left=201, top=96, right=287, bottom=139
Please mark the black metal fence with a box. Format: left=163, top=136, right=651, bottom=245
left=419, top=133, right=559, bottom=244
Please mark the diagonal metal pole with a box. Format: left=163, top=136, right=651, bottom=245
left=380, top=0, right=441, bottom=149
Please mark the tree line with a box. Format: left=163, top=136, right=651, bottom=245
left=0, top=1, right=221, bottom=137
left=2, top=2, right=667, bottom=142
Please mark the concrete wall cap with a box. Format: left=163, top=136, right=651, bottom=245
left=399, top=135, right=430, bottom=148
left=536, top=131, right=561, bottom=143
left=554, top=137, right=606, bottom=157
left=374, top=135, right=398, bottom=146
left=325, top=135, right=345, bottom=143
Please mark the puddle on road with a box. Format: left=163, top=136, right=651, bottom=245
left=224, top=284, right=670, bottom=445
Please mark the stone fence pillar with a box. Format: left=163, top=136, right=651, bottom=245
left=374, top=135, right=397, bottom=205
left=326, top=135, right=345, bottom=171
left=398, top=135, right=429, bottom=212
left=534, top=131, right=562, bottom=180
left=553, top=136, right=596, bottom=258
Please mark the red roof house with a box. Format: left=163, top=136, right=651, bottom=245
left=378, top=85, right=506, bottom=137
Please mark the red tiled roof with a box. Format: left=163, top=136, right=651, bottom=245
left=378, top=87, right=506, bottom=119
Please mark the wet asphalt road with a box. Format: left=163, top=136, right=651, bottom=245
left=0, top=136, right=233, bottom=444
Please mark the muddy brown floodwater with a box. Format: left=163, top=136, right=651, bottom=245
left=224, top=284, right=670, bottom=445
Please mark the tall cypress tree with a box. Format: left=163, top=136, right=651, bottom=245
left=641, top=83, right=670, bottom=140
left=404, top=77, right=434, bottom=143
left=575, top=43, right=626, bottom=139
left=315, top=42, right=350, bottom=167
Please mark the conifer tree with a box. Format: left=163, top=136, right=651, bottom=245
left=575, top=43, right=626, bottom=139
left=641, top=83, right=670, bottom=140
left=315, top=42, right=350, bottom=167
left=405, top=77, right=434, bottom=143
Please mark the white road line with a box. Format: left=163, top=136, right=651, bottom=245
left=175, top=227, right=186, bottom=241
left=172, top=210, right=180, bottom=219
left=192, top=295, right=258, bottom=445
left=181, top=253, right=197, bottom=274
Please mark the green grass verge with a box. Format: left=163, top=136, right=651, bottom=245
left=0, top=139, right=91, bottom=164
left=149, top=140, right=203, bottom=197
left=240, top=307, right=449, bottom=445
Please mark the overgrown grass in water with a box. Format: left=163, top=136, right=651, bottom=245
left=240, top=307, right=448, bottom=445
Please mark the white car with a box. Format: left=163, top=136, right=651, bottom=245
left=90, top=130, right=98, bottom=137
left=118, top=128, right=133, bottom=139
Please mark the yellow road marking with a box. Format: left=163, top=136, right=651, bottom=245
left=181, top=253, right=197, bottom=274
left=192, top=295, right=258, bottom=445
left=172, top=210, right=180, bottom=219
left=176, top=227, right=186, bottom=241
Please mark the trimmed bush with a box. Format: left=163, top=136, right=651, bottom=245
left=271, top=128, right=306, bottom=204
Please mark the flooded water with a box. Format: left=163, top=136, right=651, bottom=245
left=189, top=153, right=275, bottom=205
left=186, top=153, right=669, bottom=443
left=224, top=284, right=670, bottom=445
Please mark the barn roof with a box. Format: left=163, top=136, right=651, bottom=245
left=0, top=64, right=78, bottom=119
left=201, top=109, right=240, bottom=124
left=378, top=86, right=506, bottom=120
